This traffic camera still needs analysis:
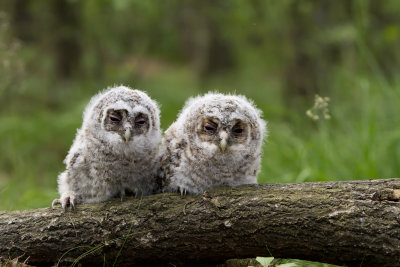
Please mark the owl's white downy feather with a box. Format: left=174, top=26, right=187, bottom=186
left=158, top=92, right=267, bottom=194
left=53, top=86, right=161, bottom=210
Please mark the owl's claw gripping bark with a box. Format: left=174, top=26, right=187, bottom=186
left=52, top=194, right=76, bottom=211
left=70, top=198, right=76, bottom=210
left=178, top=187, right=187, bottom=196
left=51, top=199, right=61, bottom=209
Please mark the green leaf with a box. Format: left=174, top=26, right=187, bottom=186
left=278, top=263, right=298, bottom=267
left=256, top=257, right=274, bottom=267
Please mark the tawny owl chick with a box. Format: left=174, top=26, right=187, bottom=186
left=158, top=92, right=267, bottom=195
left=52, top=86, right=161, bottom=210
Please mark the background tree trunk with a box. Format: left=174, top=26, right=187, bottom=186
left=1, top=179, right=399, bottom=267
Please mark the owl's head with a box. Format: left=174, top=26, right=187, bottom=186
left=177, top=92, right=267, bottom=158
left=82, top=86, right=161, bottom=152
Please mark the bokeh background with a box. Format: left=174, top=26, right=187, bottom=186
left=1, top=0, right=400, bottom=210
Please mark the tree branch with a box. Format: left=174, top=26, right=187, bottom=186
left=1, top=179, right=399, bottom=266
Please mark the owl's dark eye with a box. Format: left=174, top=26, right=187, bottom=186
left=135, top=116, right=147, bottom=127
left=232, top=125, right=244, bottom=136
left=109, top=112, right=122, bottom=123
left=204, top=122, right=217, bottom=134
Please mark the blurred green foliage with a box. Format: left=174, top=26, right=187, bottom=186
left=0, top=0, right=400, bottom=210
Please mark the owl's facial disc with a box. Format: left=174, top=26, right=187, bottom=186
left=199, top=117, right=247, bottom=153
left=204, top=119, right=228, bottom=152
left=105, top=109, right=149, bottom=142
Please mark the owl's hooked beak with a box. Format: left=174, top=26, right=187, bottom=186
left=124, top=122, right=132, bottom=143
left=219, top=130, right=229, bottom=152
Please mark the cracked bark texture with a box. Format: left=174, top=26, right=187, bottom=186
left=0, top=179, right=399, bottom=267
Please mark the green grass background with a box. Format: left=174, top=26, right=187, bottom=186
left=1, top=66, right=399, bottom=210
left=0, top=0, right=399, bottom=213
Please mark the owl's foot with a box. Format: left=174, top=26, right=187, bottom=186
left=178, top=186, right=187, bottom=197
left=52, top=193, right=76, bottom=211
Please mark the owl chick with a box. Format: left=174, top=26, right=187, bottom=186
left=158, top=92, right=267, bottom=195
left=52, top=86, right=161, bottom=210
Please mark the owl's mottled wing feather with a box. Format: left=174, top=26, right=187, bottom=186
left=157, top=123, right=186, bottom=192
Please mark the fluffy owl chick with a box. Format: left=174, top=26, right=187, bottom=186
left=52, top=86, right=161, bottom=210
left=158, top=92, right=267, bottom=195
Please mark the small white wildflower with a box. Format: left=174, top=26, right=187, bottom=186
left=306, top=94, right=331, bottom=121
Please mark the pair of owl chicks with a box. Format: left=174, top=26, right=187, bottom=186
left=52, top=86, right=267, bottom=210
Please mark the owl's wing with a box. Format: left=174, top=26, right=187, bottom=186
left=156, top=123, right=186, bottom=192
left=63, top=130, right=86, bottom=169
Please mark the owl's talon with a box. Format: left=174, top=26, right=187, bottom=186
left=70, top=196, right=76, bottom=210
left=51, top=199, right=61, bottom=209
left=52, top=195, right=75, bottom=212
left=61, top=197, right=69, bottom=211
left=178, top=187, right=187, bottom=196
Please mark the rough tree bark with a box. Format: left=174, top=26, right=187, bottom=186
left=1, top=179, right=399, bottom=267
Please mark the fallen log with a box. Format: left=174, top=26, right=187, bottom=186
left=0, top=179, right=399, bottom=266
